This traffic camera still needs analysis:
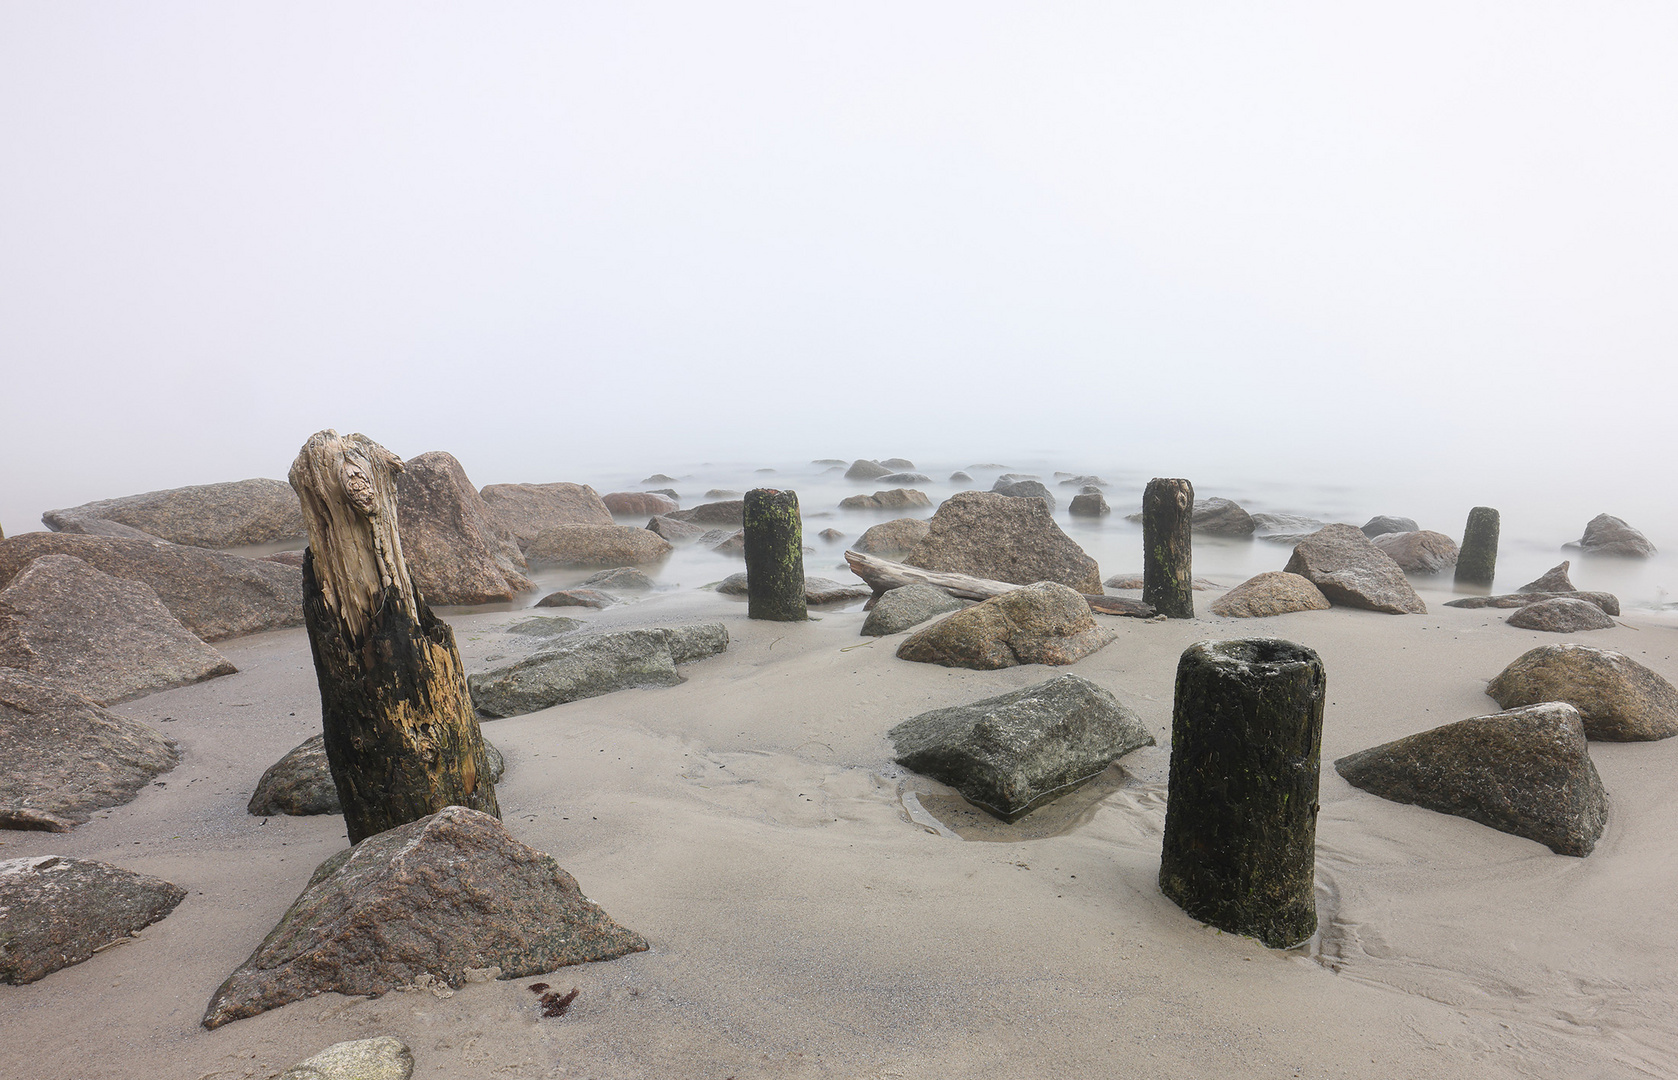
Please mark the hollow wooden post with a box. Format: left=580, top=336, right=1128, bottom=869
left=1455, top=506, right=1500, bottom=588
left=289, top=430, right=500, bottom=844
left=1159, top=638, right=1325, bottom=948
left=1143, top=478, right=1194, bottom=618
left=744, top=488, right=806, bottom=621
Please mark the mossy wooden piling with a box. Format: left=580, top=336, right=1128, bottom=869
left=1143, top=477, right=1195, bottom=619
left=1455, top=506, right=1500, bottom=588
left=744, top=488, right=806, bottom=622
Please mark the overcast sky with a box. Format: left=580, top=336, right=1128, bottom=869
left=2, top=3, right=1675, bottom=536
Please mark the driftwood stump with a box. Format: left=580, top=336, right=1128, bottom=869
left=1455, top=506, right=1500, bottom=588
left=290, top=430, right=499, bottom=844
left=1143, top=478, right=1195, bottom=619
left=744, top=489, right=806, bottom=621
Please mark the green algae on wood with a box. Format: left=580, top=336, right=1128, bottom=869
left=744, top=488, right=806, bottom=622
left=1143, top=478, right=1195, bottom=619
left=1455, top=506, right=1500, bottom=588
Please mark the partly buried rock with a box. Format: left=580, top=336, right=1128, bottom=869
left=1361, top=515, right=1419, bottom=538
left=903, top=492, right=1102, bottom=594
left=860, top=584, right=968, bottom=636
left=852, top=518, right=931, bottom=557
left=1334, top=702, right=1607, bottom=857
left=580, top=567, right=657, bottom=591
left=710, top=572, right=864, bottom=605
left=202, top=806, right=647, bottom=1028
left=394, top=451, right=532, bottom=605
left=535, top=588, right=616, bottom=609
left=1519, top=561, right=1575, bottom=593
left=601, top=491, right=678, bottom=517
left=817, top=528, right=845, bottom=543
left=478, top=482, right=614, bottom=549
left=526, top=525, right=672, bottom=568
left=1192, top=498, right=1255, bottom=536
left=1103, top=573, right=1221, bottom=591
left=1369, top=530, right=1459, bottom=575
left=1284, top=524, right=1426, bottom=614
left=646, top=515, right=707, bottom=542
left=896, top=582, right=1115, bottom=670
left=0, top=533, right=303, bottom=641
left=839, top=489, right=931, bottom=511
left=278, top=1037, right=413, bottom=1080
left=1488, top=644, right=1678, bottom=741
left=0, top=855, right=186, bottom=984
left=1444, top=590, right=1620, bottom=616
left=249, top=734, right=505, bottom=817
left=44, top=478, right=305, bottom=548
left=0, top=554, right=236, bottom=704
left=1567, top=514, right=1656, bottom=558
left=991, top=477, right=1055, bottom=510
left=1058, top=474, right=1108, bottom=488
left=505, top=616, right=583, bottom=639
left=0, top=668, right=178, bottom=832
left=889, top=674, right=1154, bottom=823
left=1068, top=492, right=1109, bottom=517
left=1507, top=598, right=1616, bottom=633
left=1210, top=572, right=1331, bottom=618
left=703, top=529, right=746, bottom=558
left=664, top=500, right=744, bottom=526
left=469, top=624, right=728, bottom=717
left=845, top=459, right=894, bottom=481
left=1251, top=513, right=1332, bottom=545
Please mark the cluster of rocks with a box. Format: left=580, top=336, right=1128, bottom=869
left=1444, top=562, right=1621, bottom=633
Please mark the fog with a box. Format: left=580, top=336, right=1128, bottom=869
left=3, top=3, right=1675, bottom=538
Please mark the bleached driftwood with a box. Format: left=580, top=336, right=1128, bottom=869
left=843, top=550, right=1155, bottom=618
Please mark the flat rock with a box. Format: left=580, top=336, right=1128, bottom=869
left=601, top=492, right=678, bottom=517
left=645, top=515, right=707, bottom=542
left=1519, top=561, right=1575, bottom=593
left=804, top=577, right=870, bottom=605
left=395, top=452, right=531, bottom=605
left=479, top=483, right=614, bottom=549
left=0, top=533, right=303, bottom=641
left=664, top=500, right=745, bottom=526
left=1335, top=702, right=1608, bottom=856
left=1369, top=530, right=1459, bottom=575
left=535, top=589, right=619, bottom=609
left=202, top=806, right=648, bottom=1028
left=860, top=584, right=969, bottom=637
left=1210, top=571, right=1332, bottom=618
left=1192, top=497, right=1255, bottom=536
left=0, top=555, right=236, bottom=704
left=1252, top=513, right=1333, bottom=545
left=469, top=624, right=728, bottom=717
left=852, top=518, right=931, bottom=557
left=903, top=492, right=1102, bottom=594
left=1361, top=515, right=1419, bottom=538
left=839, top=489, right=931, bottom=511
left=505, top=616, right=583, bottom=639
left=1487, top=644, right=1678, bottom=741
left=0, top=669, right=178, bottom=831
left=47, top=516, right=165, bottom=541
left=889, top=674, right=1154, bottom=823
left=1058, top=475, right=1108, bottom=489
left=990, top=477, right=1055, bottom=510
left=579, top=567, right=657, bottom=591
left=877, top=472, right=930, bottom=485
left=1068, top=492, right=1109, bottom=517
left=1567, top=514, right=1656, bottom=558
left=279, top=1037, right=414, bottom=1080
left=1507, top=597, right=1616, bottom=633
left=44, top=478, right=304, bottom=548
left=526, top=525, right=673, bottom=568
left=248, top=734, right=504, bottom=817
left=1444, top=590, right=1620, bottom=616
left=1284, top=524, right=1426, bottom=614
left=713, top=573, right=749, bottom=595
left=1102, top=574, right=1222, bottom=591
left=0, top=855, right=186, bottom=984
left=845, top=460, right=893, bottom=481
left=896, top=582, right=1116, bottom=670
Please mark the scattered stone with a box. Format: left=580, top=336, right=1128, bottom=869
left=394, top=452, right=532, bottom=605
left=1334, top=702, right=1608, bottom=856
left=647, top=488, right=679, bottom=500
left=991, top=477, right=1055, bottom=510
left=812, top=459, right=847, bottom=466
left=1369, top=530, right=1460, bottom=575
left=839, top=489, right=932, bottom=511
left=1283, top=524, right=1426, bottom=614
left=579, top=567, right=657, bottom=591
left=201, top=806, right=648, bottom=1028
left=877, top=472, right=930, bottom=485
left=1192, top=498, right=1255, bottom=536
left=881, top=458, right=916, bottom=470
left=1251, top=513, right=1333, bottom=545
left=278, top=1037, right=414, bottom=1080
left=469, top=624, right=729, bottom=717
left=1068, top=492, right=1109, bottom=517
left=46, top=516, right=164, bottom=541
left=805, top=577, right=870, bottom=604
left=896, top=582, right=1116, bottom=670
left=505, top=616, right=583, bottom=638
left=845, top=460, right=893, bottom=481
left=1487, top=644, right=1678, bottom=741
left=248, top=734, right=504, bottom=817
left=889, top=674, right=1154, bottom=822
left=817, top=528, right=845, bottom=543
left=645, top=515, right=707, bottom=543
left=1102, top=574, right=1221, bottom=591
left=704, top=529, right=747, bottom=558
left=0, top=555, right=236, bottom=704
left=714, top=573, right=749, bottom=595
left=1444, top=591, right=1620, bottom=616
left=525, top=525, right=673, bottom=568
left=479, top=483, right=614, bottom=550
left=1567, top=514, right=1657, bottom=558
left=860, top=584, right=968, bottom=636
left=601, top=492, right=678, bottom=517
left=0, top=856, right=186, bottom=985
left=1058, top=475, right=1108, bottom=488
left=997, top=473, right=1040, bottom=483
left=1361, top=515, right=1419, bottom=538
left=1507, top=598, right=1616, bottom=633
left=641, top=473, right=677, bottom=484
left=852, top=518, right=932, bottom=557
left=664, top=500, right=745, bottom=526
left=1210, top=572, right=1332, bottom=618
left=535, top=589, right=617, bottom=610
left=44, top=478, right=305, bottom=548
left=903, top=492, right=1102, bottom=594
left=0, top=669, right=178, bottom=830
left=967, top=463, right=1011, bottom=471
left=949, top=471, right=973, bottom=483
left=703, top=489, right=742, bottom=500
left=1519, top=562, right=1575, bottom=593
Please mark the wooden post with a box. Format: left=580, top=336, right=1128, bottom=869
left=1159, top=638, right=1324, bottom=948
left=744, top=488, right=806, bottom=622
left=1455, top=506, right=1500, bottom=588
left=1143, top=478, right=1194, bottom=618
left=289, top=430, right=500, bottom=844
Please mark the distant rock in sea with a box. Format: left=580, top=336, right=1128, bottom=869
left=1566, top=514, right=1656, bottom=558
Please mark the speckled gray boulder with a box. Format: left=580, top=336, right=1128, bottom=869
left=852, top=518, right=931, bottom=557
left=1210, top=572, right=1332, bottom=618
left=861, top=584, right=969, bottom=636
left=844, top=459, right=893, bottom=481
left=525, top=525, right=672, bottom=568
left=896, top=582, right=1115, bottom=670
left=469, top=624, right=728, bottom=718
left=278, top=1037, right=414, bottom=1080
left=478, top=483, right=614, bottom=549
left=1192, top=498, right=1255, bottom=536
left=1369, top=530, right=1459, bottom=575
left=1360, top=515, right=1419, bottom=539
left=1518, top=562, right=1575, bottom=593
left=249, top=734, right=505, bottom=817
left=1284, top=524, right=1426, bottom=614
left=904, top=492, right=1101, bottom=594
left=839, top=489, right=932, bottom=511
left=1567, top=514, right=1656, bottom=558
left=44, top=478, right=304, bottom=548
left=1506, top=598, right=1616, bottom=633
left=394, top=452, right=532, bottom=605
left=1068, top=492, right=1109, bottom=517
left=1487, top=644, right=1678, bottom=741
left=1, top=855, right=186, bottom=984
left=1444, top=591, right=1620, bottom=616
left=645, top=515, right=707, bottom=543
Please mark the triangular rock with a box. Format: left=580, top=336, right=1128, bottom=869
left=1518, top=561, right=1574, bottom=593
left=1, top=856, right=186, bottom=984
left=1335, top=702, right=1608, bottom=856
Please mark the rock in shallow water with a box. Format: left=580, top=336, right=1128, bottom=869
left=896, top=582, right=1115, bottom=670
left=1487, top=644, right=1678, bottom=741
left=478, top=483, right=614, bottom=549
left=1191, top=497, right=1254, bottom=536
left=525, top=525, right=673, bottom=568
left=1518, top=561, right=1575, bottom=593
left=1443, top=590, right=1620, bottom=616
left=1368, top=530, right=1459, bottom=575
left=839, top=489, right=931, bottom=511
left=1567, top=513, right=1656, bottom=558
left=1, top=855, right=186, bottom=984
left=852, top=518, right=931, bottom=557
left=904, top=491, right=1102, bottom=595
left=1284, top=524, right=1426, bottom=614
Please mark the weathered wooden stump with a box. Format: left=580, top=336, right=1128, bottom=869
left=289, top=430, right=500, bottom=844
left=1159, top=638, right=1325, bottom=948
left=1143, top=478, right=1195, bottom=619
left=744, top=488, right=806, bottom=622
left=1455, top=506, right=1500, bottom=588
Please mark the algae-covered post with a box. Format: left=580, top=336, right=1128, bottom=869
left=289, top=429, right=500, bottom=844
left=744, top=488, right=806, bottom=621
left=1456, top=506, right=1500, bottom=588
left=1143, top=478, right=1195, bottom=619
left=1159, top=638, right=1325, bottom=948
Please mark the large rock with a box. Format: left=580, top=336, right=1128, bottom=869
left=1507, top=598, right=1616, bottom=633
left=0, top=555, right=236, bottom=704
left=1519, top=562, right=1575, bottom=593
left=804, top=577, right=870, bottom=605
left=860, top=584, right=968, bottom=636
left=525, top=525, right=673, bottom=568
left=990, top=477, right=1055, bottom=510
left=469, top=624, right=728, bottom=718
left=0, top=855, right=186, bottom=984
left=394, top=452, right=531, bottom=605
left=478, top=483, right=614, bottom=549
left=580, top=567, right=657, bottom=591
left=1369, top=530, right=1460, bottom=575
left=0, top=669, right=178, bottom=832
left=1283, top=525, right=1426, bottom=614
left=1360, top=515, right=1419, bottom=538
left=888, top=674, right=1154, bottom=822
left=1334, top=702, right=1608, bottom=857
left=1487, top=644, right=1678, bottom=741
left=202, top=806, right=648, bottom=1028
left=1068, top=492, right=1109, bottom=517
left=0, top=533, right=303, bottom=641
left=1567, top=514, right=1656, bottom=558
left=1210, top=571, right=1332, bottom=618
left=645, top=515, right=707, bottom=542
left=1252, top=513, right=1332, bottom=545
left=896, top=582, right=1115, bottom=670
left=1192, top=498, right=1255, bottom=536
left=903, top=492, right=1102, bottom=594
left=601, top=492, right=678, bottom=517
left=877, top=472, right=930, bottom=485
left=839, top=489, right=931, bottom=511
left=534, top=589, right=617, bottom=610
left=279, top=1037, right=413, bottom=1080
left=47, top=516, right=165, bottom=541
left=664, top=500, right=745, bottom=526
left=43, top=478, right=304, bottom=549
left=845, top=459, right=893, bottom=481
left=248, top=734, right=504, bottom=817
left=852, top=518, right=931, bottom=557
left=1058, top=474, right=1108, bottom=489
left=1444, top=590, right=1620, bottom=616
